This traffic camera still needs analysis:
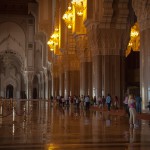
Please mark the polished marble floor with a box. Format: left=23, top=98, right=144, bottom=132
left=0, top=100, right=150, bottom=150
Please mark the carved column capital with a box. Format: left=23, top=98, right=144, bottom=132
left=75, top=34, right=91, bottom=62
left=27, top=71, right=34, bottom=82
left=70, top=60, right=80, bottom=71
left=75, top=34, right=87, bottom=52
left=87, top=24, right=122, bottom=56
left=132, top=0, right=150, bottom=31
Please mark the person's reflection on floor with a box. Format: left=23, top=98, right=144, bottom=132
left=129, top=128, right=135, bottom=143
left=105, top=112, right=111, bottom=127
left=128, top=128, right=136, bottom=150
left=84, top=110, right=90, bottom=125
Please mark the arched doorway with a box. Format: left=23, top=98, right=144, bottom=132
left=32, top=75, right=39, bottom=99
left=6, top=84, right=13, bottom=98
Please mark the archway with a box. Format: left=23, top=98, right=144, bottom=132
left=6, top=84, right=13, bottom=99
left=32, top=75, right=39, bottom=99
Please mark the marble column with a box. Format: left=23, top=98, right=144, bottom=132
left=27, top=72, right=34, bottom=99
left=80, top=61, right=92, bottom=96
left=132, top=0, right=150, bottom=109
left=40, top=72, right=44, bottom=99
left=102, top=55, right=121, bottom=99
left=0, top=74, right=4, bottom=98
left=54, top=76, right=59, bottom=97
left=80, top=62, right=87, bottom=96
left=52, top=74, right=59, bottom=98
left=64, top=69, right=70, bottom=99
left=51, top=74, right=54, bottom=97
left=87, top=23, right=124, bottom=100
left=70, top=70, right=80, bottom=96
left=44, top=70, right=48, bottom=99
left=75, top=34, right=92, bottom=97
left=92, top=55, right=102, bottom=98
left=48, top=73, right=52, bottom=99
left=59, top=72, right=64, bottom=96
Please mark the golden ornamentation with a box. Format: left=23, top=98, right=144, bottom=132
left=126, top=23, right=140, bottom=57
left=71, top=0, right=86, bottom=16
left=47, top=28, right=59, bottom=52
left=62, top=5, right=74, bottom=29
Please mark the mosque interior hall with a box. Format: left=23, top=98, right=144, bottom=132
left=0, top=0, right=150, bottom=149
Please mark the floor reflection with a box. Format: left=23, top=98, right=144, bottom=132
left=0, top=100, right=150, bottom=149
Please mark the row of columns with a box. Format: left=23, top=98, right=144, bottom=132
left=47, top=0, right=150, bottom=109
left=26, top=71, right=48, bottom=99
left=50, top=28, right=124, bottom=102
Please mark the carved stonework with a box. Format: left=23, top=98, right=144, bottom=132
left=27, top=71, right=34, bottom=83
left=132, top=0, right=150, bottom=31
left=75, top=34, right=91, bottom=62
left=114, top=0, right=129, bottom=29
left=70, top=60, right=80, bottom=71
left=87, top=23, right=122, bottom=56
left=75, top=34, right=87, bottom=52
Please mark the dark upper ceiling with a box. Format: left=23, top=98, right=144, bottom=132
left=0, top=0, right=37, bottom=15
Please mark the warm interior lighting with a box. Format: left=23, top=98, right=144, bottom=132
left=62, top=5, right=73, bottom=29
left=47, top=28, right=59, bottom=52
left=71, top=0, right=86, bottom=16
left=130, top=30, right=139, bottom=37
left=126, top=22, right=140, bottom=57
left=48, top=144, right=58, bottom=150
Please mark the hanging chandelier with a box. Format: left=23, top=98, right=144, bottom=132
left=47, top=28, right=59, bottom=51
left=62, top=5, right=74, bottom=29
left=71, top=0, right=86, bottom=16
left=126, top=23, right=140, bottom=57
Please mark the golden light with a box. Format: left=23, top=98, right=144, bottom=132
left=130, top=30, right=139, bottom=37
left=126, top=22, right=140, bottom=57
left=47, top=144, right=59, bottom=150
left=71, top=0, right=86, bottom=16
left=62, top=5, right=74, bottom=29
left=128, top=42, right=132, bottom=47
left=47, top=28, right=59, bottom=52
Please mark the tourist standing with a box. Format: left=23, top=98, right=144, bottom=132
left=128, top=94, right=138, bottom=128
left=114, top=96, right=119, bottom=110
left=135, top=95, right=142, bottom=113
left=106, top=94, right=111, bottom=111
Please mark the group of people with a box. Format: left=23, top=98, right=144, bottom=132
left=52, top=94, right=120, bottom=111
left=51, top=93, right=143, bottom=129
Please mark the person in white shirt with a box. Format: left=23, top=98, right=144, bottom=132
left=128, top=94, right=138, bottom=128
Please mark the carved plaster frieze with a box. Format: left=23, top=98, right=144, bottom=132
left=87, top=23, right=104, bottom=55
left=86, top=0, right=129, bottom=29
left=87, top=23, right=122, bottom=56
left=75, top=34, right=87, bottom=52
left=132, top=0, right=150, bottom=31
left=28, top=3, right=38, bottom=20
left=79, top=48, right=92, bottom=62
left=114, top=0, right=129, bottom=29
left=70, top=60, right=80, bottom=71
left=99, top=0, right=113, bottom=25
left=27, top=71, right=34, bottom=83
left=74, top=34, right=91, bottom=62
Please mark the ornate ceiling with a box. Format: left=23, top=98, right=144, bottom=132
left=0, top=0, right=37, bottom=15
